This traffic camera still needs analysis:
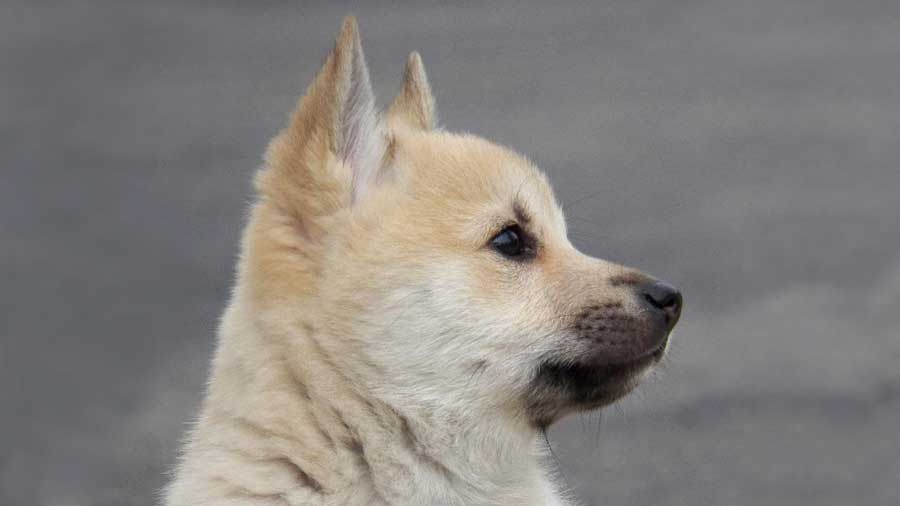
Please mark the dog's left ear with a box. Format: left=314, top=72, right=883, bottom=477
left=262, top=16, right=387, bottom=207
left=387, top=52, right=436, bottom=130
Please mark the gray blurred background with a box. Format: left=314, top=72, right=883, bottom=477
left=3, top=1, right=900, bottom=505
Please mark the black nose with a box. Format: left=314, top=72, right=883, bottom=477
left=641, top=281, right=683, bottom=326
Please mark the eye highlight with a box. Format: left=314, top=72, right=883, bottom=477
left=490, top=224, right=533, bottom=260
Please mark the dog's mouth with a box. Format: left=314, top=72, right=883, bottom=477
left=525, top=343, right=666, bottom=427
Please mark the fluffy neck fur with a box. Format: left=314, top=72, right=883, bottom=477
left=166, top=210, right=566, bottom=506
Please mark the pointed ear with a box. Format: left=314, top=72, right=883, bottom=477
left=264, top=16, right=385, bottom=208
left=387, top=52, right=436, bottom=130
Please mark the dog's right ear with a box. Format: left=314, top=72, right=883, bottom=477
left=387, top=52, right=436, bottom=131
left=259, top=16, right=386, bottom=231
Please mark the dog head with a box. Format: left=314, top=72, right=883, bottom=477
left=250, top=18, right=681, bottom=428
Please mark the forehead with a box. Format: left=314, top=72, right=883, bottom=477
left=394, top=130, right=564, bottom=229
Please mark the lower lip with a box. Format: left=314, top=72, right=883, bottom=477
left=592, top=335, right=668, bottom=372
left=537, top=352, right=657, bottom=389
left=597, top=352, right=658, bottom=378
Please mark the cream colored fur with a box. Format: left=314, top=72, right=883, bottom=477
left=166, top=17, right=668, bottom=506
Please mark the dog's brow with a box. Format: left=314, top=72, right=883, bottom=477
left=513, top=201, right=531, bottom=226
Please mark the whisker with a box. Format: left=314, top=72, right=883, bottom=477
left=567, top=230, right=609, bottom=245
left=566, top=215, right=607, bottom=229
left=562, top=188, right=608, bottom=211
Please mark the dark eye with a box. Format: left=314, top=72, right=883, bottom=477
left=490, top=225, right=528, bottom=258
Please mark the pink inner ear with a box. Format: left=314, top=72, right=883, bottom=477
left=340, top=37, right=385, bottom=204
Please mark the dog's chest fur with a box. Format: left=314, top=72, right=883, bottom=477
left=166, top=290, right=567, bottom=506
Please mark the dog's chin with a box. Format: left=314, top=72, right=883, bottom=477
left=525, top=346, right=664, bottom=427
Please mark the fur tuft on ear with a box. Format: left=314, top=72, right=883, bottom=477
left=259, top=16, right=386, bottom=224
left=387, top=51, right=436, bottom=131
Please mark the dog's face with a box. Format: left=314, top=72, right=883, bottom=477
left=331, top=130, right=680, bottom=427
left=254, top=18, right=681, bottom=428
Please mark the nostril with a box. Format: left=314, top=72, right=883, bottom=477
left=642, top=281, right=682, bottom=314
left=643, top=292, right=663, bottom=308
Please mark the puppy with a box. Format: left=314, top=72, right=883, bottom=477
left=166, top=16, right=682, bottom=506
